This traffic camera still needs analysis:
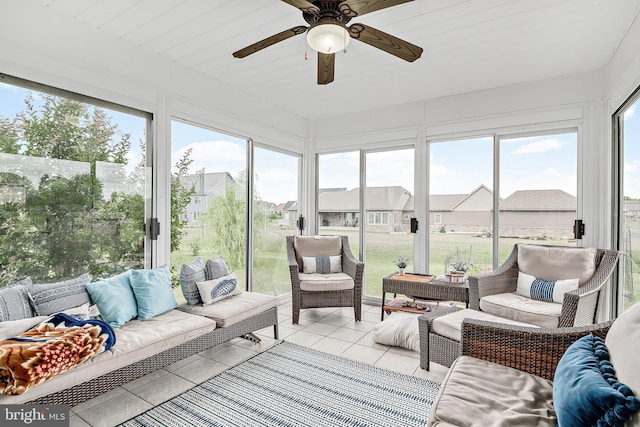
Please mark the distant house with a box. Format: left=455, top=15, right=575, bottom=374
left=499, top=189, right=576, bottom=238
left=429, top=185, right=493, bottom=233
left=281, top=200, right=297, bottom=224
left=181, top=172, right=235, bottom=224
left=625, top=199, right=640, bottom=217
left=302, top=186, right=414, bottom=232
left=284, top=185, right=581, bottom=239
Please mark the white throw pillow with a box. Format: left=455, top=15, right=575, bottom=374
left=372, top=312, right=420, bottom=351
left=196, top=272, right=242, bottom=306
left=515, top=271, right=579, bottom=303
left=301, top=256, right=342, bottom=274
left=0, top=316, right=49, bottom=340
left=61, top=302, right=91, bottom=319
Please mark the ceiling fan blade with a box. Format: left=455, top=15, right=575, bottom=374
left=281, top=0, right=320, bottom=14
left=317, top=52, right=335, bottom=85
left=348, top=23, right=422, bottom=62
left=233, top=26, right=307, bottom=58
left=339, top=0, right=413, bottom=18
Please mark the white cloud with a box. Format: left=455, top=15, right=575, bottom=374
left=171, top=140, right=246, bottom=177
left=255, top=167, right=298, bottom=204
left=624, top=103, right=636, bottom=119
left=0, top=82, right=17, bottom=92
left=366, top=150, right=414, bottom=192
left=512, top=138, right=564, bottom=155
left=624, top=160, right=640, bottom=173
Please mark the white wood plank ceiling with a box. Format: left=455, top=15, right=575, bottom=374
left=18, top=0, right=640, bottom=120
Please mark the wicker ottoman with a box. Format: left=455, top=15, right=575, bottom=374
left=419, top=307, right=541, bottom=370
left=418, top=306, right=463, bottom=370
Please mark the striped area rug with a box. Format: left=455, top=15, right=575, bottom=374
left=119, top=341, right=440, bottom=427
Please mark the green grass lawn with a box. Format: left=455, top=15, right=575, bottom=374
left=171, top=221, right=578, bottom=300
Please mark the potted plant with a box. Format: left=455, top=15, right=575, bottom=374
left=444, top=248, right=472, bottom=282
left=394, top=256, right=409, bottom=275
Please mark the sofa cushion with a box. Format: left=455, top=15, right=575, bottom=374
left=180, top=257, right=206, bottom=305
left=428, top=355, right=556, bottom=427
left=196, top=272, right=242, bottom=306
left=298, top=272, right=354, bottom=291
left=515, top=271, right=579, bottom=303
left=517, top=244, right=596, bottom=285
left=0, top=277, right=34, bottom=321
left=205, top=256, right=229, bottom=281
left=432, top=308, right=538, bottom=343
left=553, top=334, right=640, bottom=427
left=178, top=292, right=277, bottom=328
left=293, top=235, right=342, bottom=269
left=85, top=271, right=138, bottom=328
left=302, top=255, right=342, bottom=274
left=130, top=266, right=178, bottom=320
left=480, top=293, right=562, bottom=328
left=0, top=309, right=215, bottom=405
left=28, top=273, right=91, bottom=316
left=606, top=301, right=640, bottom=427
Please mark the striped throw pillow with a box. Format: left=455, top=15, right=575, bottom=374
left=515, top=271, right=579, bottom=303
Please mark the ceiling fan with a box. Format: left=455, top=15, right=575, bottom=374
left=232, top=0, right=423, bottom=85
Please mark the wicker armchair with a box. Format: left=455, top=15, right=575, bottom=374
left=469, top=244, right=620, bottom=327
left=460, top=318, right=612, bottom=381
left=286, top=235, right=363, bottom=324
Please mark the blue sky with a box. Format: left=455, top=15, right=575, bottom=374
left=2, top=81, right=639, bottom=203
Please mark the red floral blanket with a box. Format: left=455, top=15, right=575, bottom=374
left=0, top=313, right=116, bottom=395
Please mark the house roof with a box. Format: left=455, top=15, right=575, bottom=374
left=429, top=194, right=468, bottom=211
left=182, top=172, right=232, bottom=196
left=316, top=186, right=412, bottom=212
left=500, top=189, right=576, bottom=211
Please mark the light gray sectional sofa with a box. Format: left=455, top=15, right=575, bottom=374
left=0, top=266, right=278, bottom=406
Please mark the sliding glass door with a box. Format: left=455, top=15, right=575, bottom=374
left=428, top=137, right=493, bottom=275
left=252, top=146, right=300, bottom=295
left=0, top=76, right=151, bottom=286
left=170, top=120, right=248, bottom=298
left=615, top=88, right=640, bottom=313
left=317, top=151, right=361, bottom=256
left=428, top=130, right=578, bottom=274
left=498, top=130, right=578, bottom=262
left=364, top=148, right=414, bottom=297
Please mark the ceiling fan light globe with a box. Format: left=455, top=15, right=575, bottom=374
left=307, top=23, right=350, bottom=54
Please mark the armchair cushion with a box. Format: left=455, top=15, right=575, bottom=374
left=298, top=273, right=354, bottom=291
left=428, top=355, right=555, bottom=427
left=432, top=308, right=538, bottom=342
left=480, top=293, right=562, bottom=328
left=517, top=244, right=596, bottom=285
left=553, top=334, right=640, bottom=427
left=302, top=256, right=342, bottom=274
left=515, top=272, right=579, bottom=303
left=293, top=235, right=342, bottom=269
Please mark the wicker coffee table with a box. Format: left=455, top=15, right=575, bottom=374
left=381, top=273, right=469, bottom=320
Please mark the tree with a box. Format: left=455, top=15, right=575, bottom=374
left=205, top=183, right=246, bottom=270
left=171, top=148, right=196, bottom=253
left=0, top=91, right=193, bottom=285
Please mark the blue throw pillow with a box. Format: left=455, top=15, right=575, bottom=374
left=553, top=334, right=640, bottom=427
left=85, top=271, right=137, bottom=328
left=130, top=266, right=177, bottom=320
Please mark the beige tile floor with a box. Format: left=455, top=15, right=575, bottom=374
left=70, top=301, right=449, bottom=427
